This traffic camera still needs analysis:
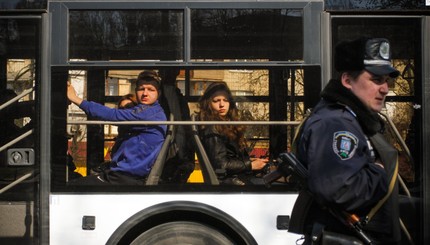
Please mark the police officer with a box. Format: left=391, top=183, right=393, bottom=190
left=295, top=37, right=401, bottom=244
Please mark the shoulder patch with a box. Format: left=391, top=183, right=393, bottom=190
left=332, top=131, right=358, bottom=160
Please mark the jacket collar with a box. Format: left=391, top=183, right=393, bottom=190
left=320, top=79, right=384, bottom=135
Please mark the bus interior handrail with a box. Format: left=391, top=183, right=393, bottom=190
left=379, top=110, right=414, bottom=165
left=145, top=114, right=175, bottom=185
left=379, top=110, right=412, bottom=198
left=0, top=87, right=35, bottom=153
left=0, top=171, right=34, bottom=195
left=0, top=87, right=34, bottom=111
left=0, top=129, right=33, bottom=153
left=191, top=114, right=219, bottom=185
left=67, top=120, right=301, bottom=126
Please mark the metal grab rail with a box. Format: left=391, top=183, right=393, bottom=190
left=0, top=87, right=34, bottom=111
left=145, top=114, right=175, bottom=185
left=0, top=87, right=35, bottom=153
left=0, top=172, right=34, bottom=195
left=190, top=114, right=219, bottom=185
left=379, top=110, right=413, bottom=198
left=379, top=110, right=415, bottom=245
left=0, top=129, right=33, bottom=153
left=379, top=110, right=414, bottom=167
left=67, top=120, right=301, bottom=126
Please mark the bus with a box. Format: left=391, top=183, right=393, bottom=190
left=0, top=0, right=429, bottom=244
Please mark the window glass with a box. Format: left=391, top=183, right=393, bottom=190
left=69, top=10, right=184, bottom=61
left=331, top=17, right=420, bottom=187
left=54, top=66, right=320, bottom=190
left=0, top=18, right=39, bottom=245
left=0, top=19, right=39, bottom=58
left=191, top=9, right=303, bottom=61
left=187, top=69, right=269, bottom=96
left=383, top=102, right=416, bottom=183
left=332, top=17, right=419, bottom=98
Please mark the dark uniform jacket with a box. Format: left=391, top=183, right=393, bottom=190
left=295, top=79, right=400, bottom=244
left=199, top=126, right=253, bottom=184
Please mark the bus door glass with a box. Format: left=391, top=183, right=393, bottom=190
left=0, top=16, right=40, bottom=244
left=331, top=15, right=423, bottom=244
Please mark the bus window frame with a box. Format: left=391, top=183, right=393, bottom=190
left=49, top=0, right=323, bottom=65
left=50, top=64, right=321, bottom=193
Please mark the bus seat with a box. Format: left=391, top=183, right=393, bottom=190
left=145, top=114, right=175, bottom=185
left=158, top=81, right=195, bottom=183
left=190, top=114, right=219, bottom=185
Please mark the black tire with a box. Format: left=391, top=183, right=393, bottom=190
left=130, top=221, right=235, bottom=245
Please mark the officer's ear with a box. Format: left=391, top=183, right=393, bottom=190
left=340, top=72, right=353, bottom=90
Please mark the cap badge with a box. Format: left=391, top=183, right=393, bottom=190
left=379, top=41, right=390, bottom=60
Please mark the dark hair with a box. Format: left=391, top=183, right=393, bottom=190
left=198, top=82, right=247, bottom=150
left=135, top=70, right=161, bottom=92
left=117, top=93, right=137, bottom=109
left=335, top=70, right=365, bottom=80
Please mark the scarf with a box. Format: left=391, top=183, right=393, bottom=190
left=320, top=79, right=385, bottom=136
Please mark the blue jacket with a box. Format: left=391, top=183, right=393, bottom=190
left=79, top=100, right=167, bottom=177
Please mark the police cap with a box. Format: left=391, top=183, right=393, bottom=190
left=334, top=37, right=400, bottom=78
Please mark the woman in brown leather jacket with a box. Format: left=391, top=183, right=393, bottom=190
left=197, top=82, right=268, bottom=185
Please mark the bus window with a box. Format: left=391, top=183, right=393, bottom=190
left=190, top=9, right=304, bottom=61
left=331, top=16, right=421, bottom=192
left=67, top=9, right=304, bottom=62
left=69, top=10, right=184, bottom=61
left=51, top=66, right=318, bottom=190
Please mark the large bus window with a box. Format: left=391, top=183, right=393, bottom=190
left=51, top=66, right=319, bottom=190
left=69, top=10, right=184, bottom=61
left=331, top=17, right=421, bottom=190
left=191, top=9, right=303, bottom=61
left=67, top=8, right=304, bottom=62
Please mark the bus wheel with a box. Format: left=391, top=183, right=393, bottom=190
left=130, top=221, right=235, bottom=245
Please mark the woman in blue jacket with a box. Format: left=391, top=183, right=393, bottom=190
left=67, top=71, right=167, bottom=185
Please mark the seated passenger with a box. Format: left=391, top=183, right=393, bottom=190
left=67, top=71, right=167, bottom=185
left=90, top=93, right=138, bottom=174
left=197, top=82, right=268, bottom=185
left=111, top=93, right=138, bottom=156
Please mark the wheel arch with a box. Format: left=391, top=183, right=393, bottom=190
left=106, top=200, right=258, bottom=245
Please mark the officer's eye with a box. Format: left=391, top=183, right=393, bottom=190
left=370, top=76, right=394, bottom=85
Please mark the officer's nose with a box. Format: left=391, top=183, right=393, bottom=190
left=380, top=81, right=389, bottom=95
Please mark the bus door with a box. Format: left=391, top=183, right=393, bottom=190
left=322, top=13, right=429, bottom=245
left=0, top=13, right=45, bottom=245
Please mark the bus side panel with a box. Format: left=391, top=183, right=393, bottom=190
left=50, top=194, right=300, bottom=245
